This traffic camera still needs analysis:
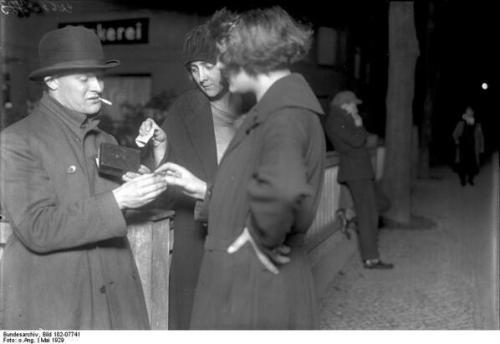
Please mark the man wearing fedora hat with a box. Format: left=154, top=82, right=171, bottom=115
left=325, top=90, right=394, bottom=270
left=0, top=26, right=168, bottom=329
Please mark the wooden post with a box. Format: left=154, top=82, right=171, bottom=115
left=149, top=215, right=171, bottom=329
left=127, top=209, right=173, bottom=330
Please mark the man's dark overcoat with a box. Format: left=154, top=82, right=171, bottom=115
left=0, top=94, right=149, bottom=330
left=324, top=105, right=374, bottom=182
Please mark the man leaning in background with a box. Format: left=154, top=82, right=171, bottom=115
left=325, top=90, right=393, bottom=270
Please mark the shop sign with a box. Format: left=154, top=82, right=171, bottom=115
left=59, top=18, right=149, bottom=45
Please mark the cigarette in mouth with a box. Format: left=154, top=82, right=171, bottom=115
left=98, top=97, right=112, bottom=105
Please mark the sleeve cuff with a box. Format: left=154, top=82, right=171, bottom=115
left=246, top=216, right=269, bottom=249
left=193, top=183, right=212, bottom=222
left=95, top=191, right=128, bottom=237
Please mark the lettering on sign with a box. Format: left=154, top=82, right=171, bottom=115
left=59, top=18, right=149, bottom=45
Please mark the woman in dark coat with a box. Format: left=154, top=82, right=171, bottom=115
left=136, top=10, right=246, bottom=329
left=158, top=6, right=325, bottom=329
left=452, top=106, right=484, bottom=186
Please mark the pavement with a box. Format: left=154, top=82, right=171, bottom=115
left=319, top=154, right=499, bottom=330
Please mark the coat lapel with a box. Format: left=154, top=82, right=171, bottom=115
left=37, top=100, right=90, bottom=188
left=182, top=97, right=218, bottom=181
left=36, top=100, right=119, bottom=199
left=219, top=109, right=259, bottom=166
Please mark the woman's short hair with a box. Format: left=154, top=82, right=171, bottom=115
left=218, top=6, right=313, bottom=76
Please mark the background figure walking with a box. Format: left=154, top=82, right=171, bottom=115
left=452, top=105, right=484, bottom=186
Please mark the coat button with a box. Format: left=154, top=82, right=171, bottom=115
left=67, top=165, right=77, bottom=174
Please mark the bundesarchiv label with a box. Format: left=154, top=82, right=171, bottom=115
left=2, top=331, right=80, bottom=344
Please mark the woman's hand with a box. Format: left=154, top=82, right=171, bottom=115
left=137, top=118, right=168, bottom=166
left=155, top=162, right=207, bottom=200
left=227, top=227, right=291, bottom=274
left=137, top=118, right=166, bottom=148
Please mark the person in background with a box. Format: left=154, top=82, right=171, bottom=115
left=0, top=26, right=167, bottom=329
left=136, top=9, right=247, bottom=329
left=325, top=90, right=393, bottom=270
left=157, top=6, right=325, bottom=329
left=452, top=105, right=484, bottom=186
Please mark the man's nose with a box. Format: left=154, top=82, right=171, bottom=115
left=89, top=77, right=103, bottom=93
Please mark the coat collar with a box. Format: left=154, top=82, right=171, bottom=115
left=221, top=73, right=324, bottom=162
left=253, top=73, right=324, bottom=119
left=39, top=93, right=101, bottom=139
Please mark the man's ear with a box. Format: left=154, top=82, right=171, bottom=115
left=44, top=76, right=58, bottom=91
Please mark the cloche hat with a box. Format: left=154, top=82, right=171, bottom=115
left=182, top=23, right=218, bottom=67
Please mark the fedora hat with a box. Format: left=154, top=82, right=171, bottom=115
left=29, top=25, right=120, bottom=80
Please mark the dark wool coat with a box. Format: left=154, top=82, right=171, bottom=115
left=149, top=89, right=218, bottom=330
left=452, top=119, right=484, bottom=166
left=190, top=74, right=325, bottom=330
left=324, top=105, right=374, bottom=182
left=0, top=94, right=149, bottom=330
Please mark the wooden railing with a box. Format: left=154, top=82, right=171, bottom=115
left=307, top=146, right=384, bottom=249
left=306, top=151, right=343, bottom=249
